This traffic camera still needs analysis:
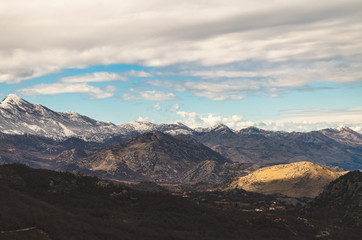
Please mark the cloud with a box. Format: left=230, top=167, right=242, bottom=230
left=169, top=103, right=180, bottom=112
left=17, top=83, right=116, bottom=99
left=136, top=116, right=153, bottom=122
left=147, top=80, right=187, bottom=92
left=145, top=58, right=362, bottom=100
left=241, top=106, right=362, bottom=133
left=1, top=0, right=361, bottom=86
left=176, top=111, right=215, bottom=128
left=222, top=115, right=244, bottom=128
left=176, top=107, right=362, bottom=133
left=185, top=81, right=247, bottom=100
left=123, top=89, right=177, bottom=101
left=126, top=70, right=152, bottom=77
left=61, top=72, right=127, bottom=83
left=154, top=103, right=161, bottom=110
left=176, top=111, right=240, bottom=128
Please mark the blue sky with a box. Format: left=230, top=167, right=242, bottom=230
left=1, top=0, right=362, bottom=132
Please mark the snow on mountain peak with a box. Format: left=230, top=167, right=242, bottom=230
left=122, top=121, right=157, bottom=132
left=0, top=94, right=27, bottom=108
left=335, top=125, right=351, bottom=132
left=211, top=123, right=229, bottom=131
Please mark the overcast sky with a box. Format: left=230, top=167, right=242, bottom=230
left=1, top=0, right=362, bottom=132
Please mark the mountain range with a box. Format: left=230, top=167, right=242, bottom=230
left=1, top=94, right=362, bottom=238
left=1, top=94, right=362, bottom=188
left=1, top=94, right=362, bottom=169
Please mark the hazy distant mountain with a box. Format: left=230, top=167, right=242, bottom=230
left=226, top=161, right=347, bottom=198
left=193, top=125, right=362, bottom=170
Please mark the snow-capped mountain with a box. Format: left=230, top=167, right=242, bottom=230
left=0, top=94, right=197, bottom=141
left=118, top=121, right=194, bottom=135
left=0, top=94, right=122, bottom=141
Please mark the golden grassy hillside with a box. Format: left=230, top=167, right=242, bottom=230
left=227, top=161, right=348, bottom=198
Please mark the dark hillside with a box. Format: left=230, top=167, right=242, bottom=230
left=0, top=164, right=320, bottom=240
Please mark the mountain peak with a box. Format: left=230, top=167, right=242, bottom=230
left=0, top=94, right=30, bottom=109
left=335, top=125, right=352, bottom=132
left=238, top=126, right=265, bottom=134
left=210, top=123, right=229, bottom=131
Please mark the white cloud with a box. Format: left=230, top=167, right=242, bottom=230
left=144, top=58, right=362, bottom=100
left=169, top=103, right=180, bottom=112
left=136, top=116, right=153, bottom=122
left=1, top=0, right=361, bottom=86
left=185, top=81, right=246, bottom=100
left=154, top=103, right=161, bottom=110
left=176, top=111, right=204, bottom=128
left=147, top=80, right=187, bottom=92
left=126, top=70, right=152, bottom=77
left=61, top=72, right=127, bottom=83
left=176, top=107, right=362, bottom=133
left=123, top=89, right=177, bottom=101
left=222, top=115, right=244, bottom=128
left=17, top=83, right=116, bottom=99
left=176, top=111, right=224, bottom=128
left=239, top=106, right=362, bottom=133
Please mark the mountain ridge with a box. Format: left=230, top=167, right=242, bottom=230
left=1, top=94, right=361, bottom=139
left=76, top=131, right=234, bottom=183
left=1, top=94, right=362, bottom=171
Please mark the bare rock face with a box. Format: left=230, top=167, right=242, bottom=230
left=226, top=161, right=348, bottom=198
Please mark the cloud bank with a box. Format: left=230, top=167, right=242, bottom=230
left=176, top=106, right=362, bottom=133
left=1, top=0, right=361, bottom=87
left=17, top=83, right=116, bottom=99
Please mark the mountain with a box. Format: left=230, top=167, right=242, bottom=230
left=301, top=171, right=362, bottom=238
left=0, top=131, right=104, bottom=170
left=120, top=121, right=194, bottom=136
left=194, top=125, right=362, bottom=170
left=226, top=161, right=348, bottom=198
left=304, top=170, right=362, bottom=226
left=76, top=132, right=231, bottom=183
left=0, top=130, right=254, bottom=185
left=180, top=161, right=259, bottom=184
left=0, top=94, right=122, bottom=141
left=320, top=125, right=362, bottom=146
left=1, top=94, right=362, bottom=171
left=0, top=94, right=194, bottom=142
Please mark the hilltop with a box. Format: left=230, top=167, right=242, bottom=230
left=226, top=161, right=348, bottom=198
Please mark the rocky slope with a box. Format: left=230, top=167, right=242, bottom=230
left=304, top=170, right=362, bottom=226
left=226, top=161, right=348, bottom=198
left=78, top=132, right=232, bottom=183
left=0, top=131, right=107, bottom=170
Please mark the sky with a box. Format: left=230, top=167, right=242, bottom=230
left=1, top=0, right=362, bottom=132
